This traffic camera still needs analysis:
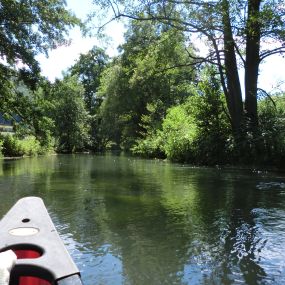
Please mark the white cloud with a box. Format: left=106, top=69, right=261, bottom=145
left=259, top=55, right=285, bottom=92
left=36, top=0, right=125, bottom=82
left=37, top=25, right=125, bottom=82
left=36, top=29, right=99, bottom=81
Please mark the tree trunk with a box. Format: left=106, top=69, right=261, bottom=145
left=222, top=0, right=244, bottom=135
left=245, top=0, right=261, bottom=130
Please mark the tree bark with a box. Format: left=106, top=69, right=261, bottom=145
left=222, top=0, right=244, bottom=134
left=245, top=0, right=261, bottom=130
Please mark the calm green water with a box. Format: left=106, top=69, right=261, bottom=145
left=1, top=154, right=285, bottom=284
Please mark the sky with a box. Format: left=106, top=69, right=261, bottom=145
left=36, top=0, right=125, bottom=81
left=36, top=0, right=285, bottom=94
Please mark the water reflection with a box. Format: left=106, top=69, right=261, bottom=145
left=1, top=155, right=285, bottom=284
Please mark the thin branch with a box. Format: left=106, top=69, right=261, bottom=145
left=96, top=15, right=121, bottom=32
left=222, top=101, right=231, bottom=122
left=185, top=48, right=225, bottom=66
left=234, top=41, right=245, bottom=65
left=165, top=0, right=217, bottom=7
left=258, top=88, right=276, bottom=108
left=98, top=11, right=215, bottom=36
left=107, top=0, right=118, bottom=17
left=260, top=47, right=285, bottom=62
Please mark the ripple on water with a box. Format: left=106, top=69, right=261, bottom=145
left=256, top=181, right=285, bottom=190
left=60, top=231, right=124, bottom=285
left=249, top=208, right=285, bottom=284
left=190, top=207, right=285, bottom=284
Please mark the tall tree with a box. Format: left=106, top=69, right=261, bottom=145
left=97, top=21, right=196, bottom=150
left=0, top=0, right=80, bottom=115
left=91, top=0, right=285, bottom=139
left=0, top=0, right=79, bottom=73
left=70, top=46, right=109, bottom=112
left=69, top=47, right=109, bottom=150
left=51, top=76, right=90, bottom=153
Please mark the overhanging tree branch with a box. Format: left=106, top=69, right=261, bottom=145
left=257, top=88, right=276, bottom=108
left=260, top=46, right=285, bottom=62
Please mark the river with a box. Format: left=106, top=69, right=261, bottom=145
left=0, top=154, right=285, bottom=284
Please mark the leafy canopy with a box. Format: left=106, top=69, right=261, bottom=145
left=0, top=0, right=80, bottom=73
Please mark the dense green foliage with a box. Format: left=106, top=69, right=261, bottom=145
left=257, top=96, right=285, bottom=165
left=69, top=47, right=109, bottom=150
left=97, top=22, right=196, bottom=150
left=0, top=0, right=80, bottom=113
left=133, top=69, right=231, bottom=164
left=0, top=0, right=82, bottom=156
left=70, top=46, right=109, bottom=112
left=51, top=76, right=90, bottom=153
left=92, top=0, right=285, bottom=156
left=1, top=1, right=285, bottom=168
left=0, top=135, right=41, bottom=157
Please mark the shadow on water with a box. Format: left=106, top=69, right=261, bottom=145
left=1, top=154, right=285, bottom=284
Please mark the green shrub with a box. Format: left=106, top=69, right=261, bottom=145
left=162, top=105, right=197, bottom=162
left=38, top=132, right=55, bottom=154
left=132, top=130, right=165, bottom=158
left=0, top=139, right=3, bottom=157
left=2, top=135, right=24, bottom=157
left=132, top=103, right=197, bottom=161
left=2, top=135, right=42, bottom=157
left=21, top=136, right=41, bottom=156
left=133, top=68, right=231, bottom=165
left=257, top=95, right=285, bottom=165
left=131, top=101, right=167, bottom=158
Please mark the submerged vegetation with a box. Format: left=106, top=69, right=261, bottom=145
left=1, top=0, right=285, bottom=167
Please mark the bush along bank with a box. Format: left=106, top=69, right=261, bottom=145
left=0, top=135, right=54, bottom=157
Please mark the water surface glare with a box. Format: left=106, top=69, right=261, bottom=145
left=1, top=154, right=285, bottom=284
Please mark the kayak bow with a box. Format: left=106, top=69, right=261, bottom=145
left=0, top=197, right=83, bottom=285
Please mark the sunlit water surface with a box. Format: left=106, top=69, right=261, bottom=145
left=1, top=154, right=285, bottom=284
